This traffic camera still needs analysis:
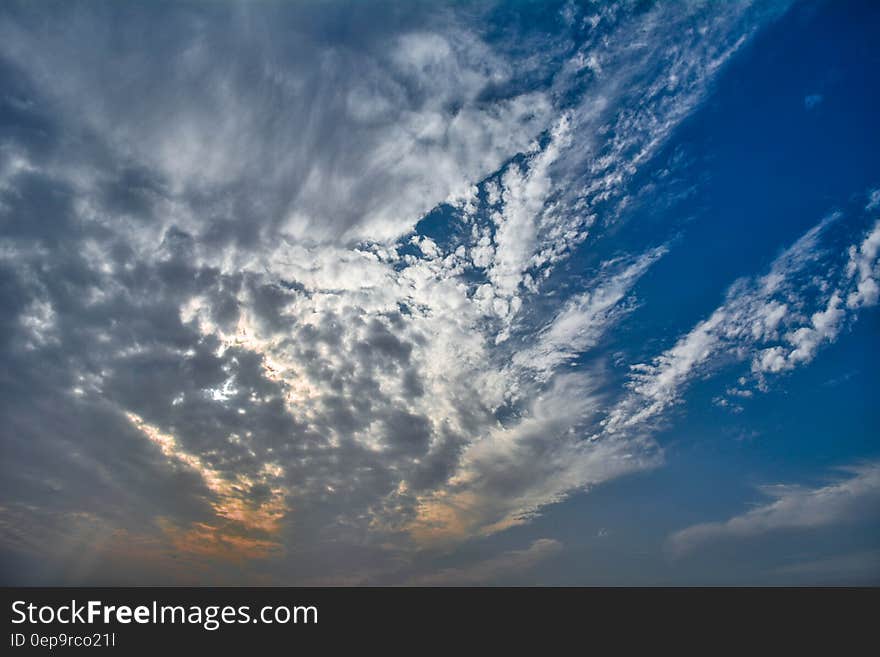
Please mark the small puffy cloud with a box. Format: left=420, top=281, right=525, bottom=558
left=603, top=203, right=880, bottom=434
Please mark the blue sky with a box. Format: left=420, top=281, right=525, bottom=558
left=0, top=0, right=878, bottom=585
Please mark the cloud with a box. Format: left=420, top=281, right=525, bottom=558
left=458, top=0, right=783, bottom=325
left=0, top=0, right=809, bottom=583
left=407, top=373, right=663, bottom=544
left=668, top=463, right=880, bottom=558
left=0, top=1, right=555, bottom=245
left=846, top=214, right=880, bottom=309
left=511, top=246, right=667, bottom=381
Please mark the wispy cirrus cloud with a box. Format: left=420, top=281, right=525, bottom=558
left=667, top=463, right=880, bottom=558
left=601, top=198, right=880, bottom=437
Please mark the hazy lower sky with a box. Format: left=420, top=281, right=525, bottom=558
left=1, top=0, right=878, bottom=585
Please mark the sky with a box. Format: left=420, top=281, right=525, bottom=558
left=0, top=0, right=878, bottom=586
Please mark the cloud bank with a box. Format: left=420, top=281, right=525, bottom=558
left=7, top=0, right=876, bottom=585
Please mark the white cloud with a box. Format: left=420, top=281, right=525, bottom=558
left=668, top=463, right=880, bottom=557
left=0, top=0, right=821, bottom=585
left=444, top=0, right=781, bottom=326
left=409, top=372, right=662, bottom=543
left=603, top=206, right=880, bottom=434
left=489, top=115, right=572, bottom=300
left=512, top=246, right=666, bottom=380
left=845, top=217, right=880, bottom=309
left=0, top=4, right=555, bottom=245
